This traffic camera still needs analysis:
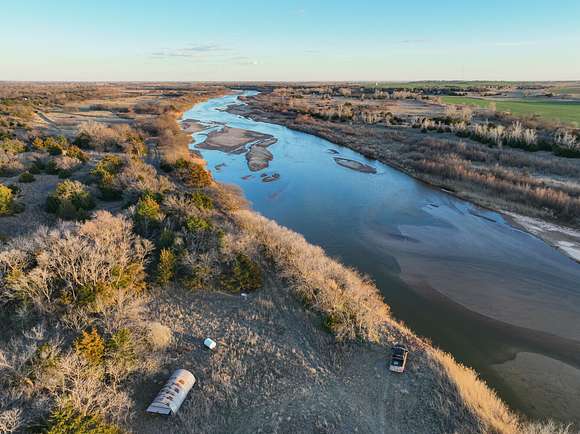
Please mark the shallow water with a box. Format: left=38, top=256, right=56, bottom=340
left=183, top=91, right=580, bottom=421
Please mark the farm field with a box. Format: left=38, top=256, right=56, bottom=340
left=367, top=81, right=516, bottom=90
left=441, top=95, right=580, bottom=125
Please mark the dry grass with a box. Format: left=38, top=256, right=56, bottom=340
left=146, top=322, right=172, bottom=350
left=233, top=210, right=389, bottom=342
left=427, top=348, right=519, bottom=433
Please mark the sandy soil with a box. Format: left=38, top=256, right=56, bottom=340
left=181, top=119, right=208, bottom=134
left=492, top=352, right=580, bottom=426
left=130, top=278, right=462, bottom=434
left=198, top=127, right=275, bottom=154
left=0, top=173, right=61, bottom=239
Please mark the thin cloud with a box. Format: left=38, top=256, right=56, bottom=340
left=493, top=41, right=536, bottom=47
left=182, top=44, right=229, bottom=52
left=398, top=39, right=430, bottom=44
left=150, top=44, right=232, bottom=59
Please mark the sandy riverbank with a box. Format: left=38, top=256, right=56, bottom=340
left=504, top=212, right=580, bottom=263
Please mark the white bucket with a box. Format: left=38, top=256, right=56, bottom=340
left=204, top=338, right=217, bottom=350
left=146, top=369, right=196, bottom=416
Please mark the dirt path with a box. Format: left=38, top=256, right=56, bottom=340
left=35, top=110, right=58, bottom=127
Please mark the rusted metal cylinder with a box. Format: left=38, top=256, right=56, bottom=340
left=146, top=369, right=196, bottom=415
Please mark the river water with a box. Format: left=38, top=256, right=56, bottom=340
left=183, top=91, right=580, bottom=422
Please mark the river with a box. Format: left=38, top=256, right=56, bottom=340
left=182, top=91, right=580, bottom=423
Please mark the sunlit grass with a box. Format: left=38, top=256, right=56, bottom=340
left=441, top=96, right=580, bottom=125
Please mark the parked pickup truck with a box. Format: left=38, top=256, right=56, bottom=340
left=389, top=344, right=409, bottom=373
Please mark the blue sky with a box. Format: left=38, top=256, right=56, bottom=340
left=1, top=0, right=579, bottom=81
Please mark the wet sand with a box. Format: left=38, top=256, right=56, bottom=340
left=492, top=352, right=580, bottom=425
left=198, top=126, right=276, bottom=153
left=334, top=157, right=377, bottom=173
left=197, top=126, right=278, bottom=171
left=246, top=144, right=273, bottom=171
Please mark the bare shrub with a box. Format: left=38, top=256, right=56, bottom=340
left=0, top=153, right=24, bottom=176
left=76, top=121, right=142, bottom=153
left=55, top=352, right=131, bottom=423
left=0, top=407, right=23, bottom=433
left=553, top=130, right=580, bottom=157
left=554, top=130, right=578, bottom=150
left=115, top=158, right=174, bottom=199
left=0, top=211, right=152, bottom=312
left=445, top=105, right=473, bottom=122
left=52, top=155, right=83, bottom=172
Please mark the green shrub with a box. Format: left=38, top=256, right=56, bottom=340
left=125, top=136, right=147, bottom=156
left=182, top=264, right=212, bottom=291
left=159, top=160, right=174, bottom=173
left=46, top=180, right=95, bottom=220
left=45, top=159, right=59, bottom=175
left=18, top=172, right=35, bottom=183
left=29, top=162, right=42, bottom=174
left=191, top=191, right=213, bottom=210
left=45, top=137, right=65, bottom=155
left=0, top=184, right=15, bottom=216
left=134, top=194, right=163, bottom=232
left=157, top=228, right=175, bottom=249
left=107, top=328, right=134, bottom=354
left=32, top=137, right=45, bottom=151
left=0, top=138, right=26, bottom=154
left=106, top=328, right=136, bottom=372
left=222, top=253, right=263, bottom=293
left=174, top=158, right=212, bottom=188
left=91, top=156, right=124, bottom=201
left=66, top=145, right=89, bottom=162
left=92, top=155, right=124, bottom=178
left=73, top=131, right=92, bottom=149
left=157, top=248, right=177, bottom=285
left=74, top=328, right=105, bottom=366
left=554, top=147, right=580, bottom=158
left=97, top=171, right=122, bottom=201
left=26, top=343, right=60, bottom=382
left=34, top=343, right=60, bottom=369
left=184, top=215, right=212, bottom=233
left=44, top=404, right=122, bottom=434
